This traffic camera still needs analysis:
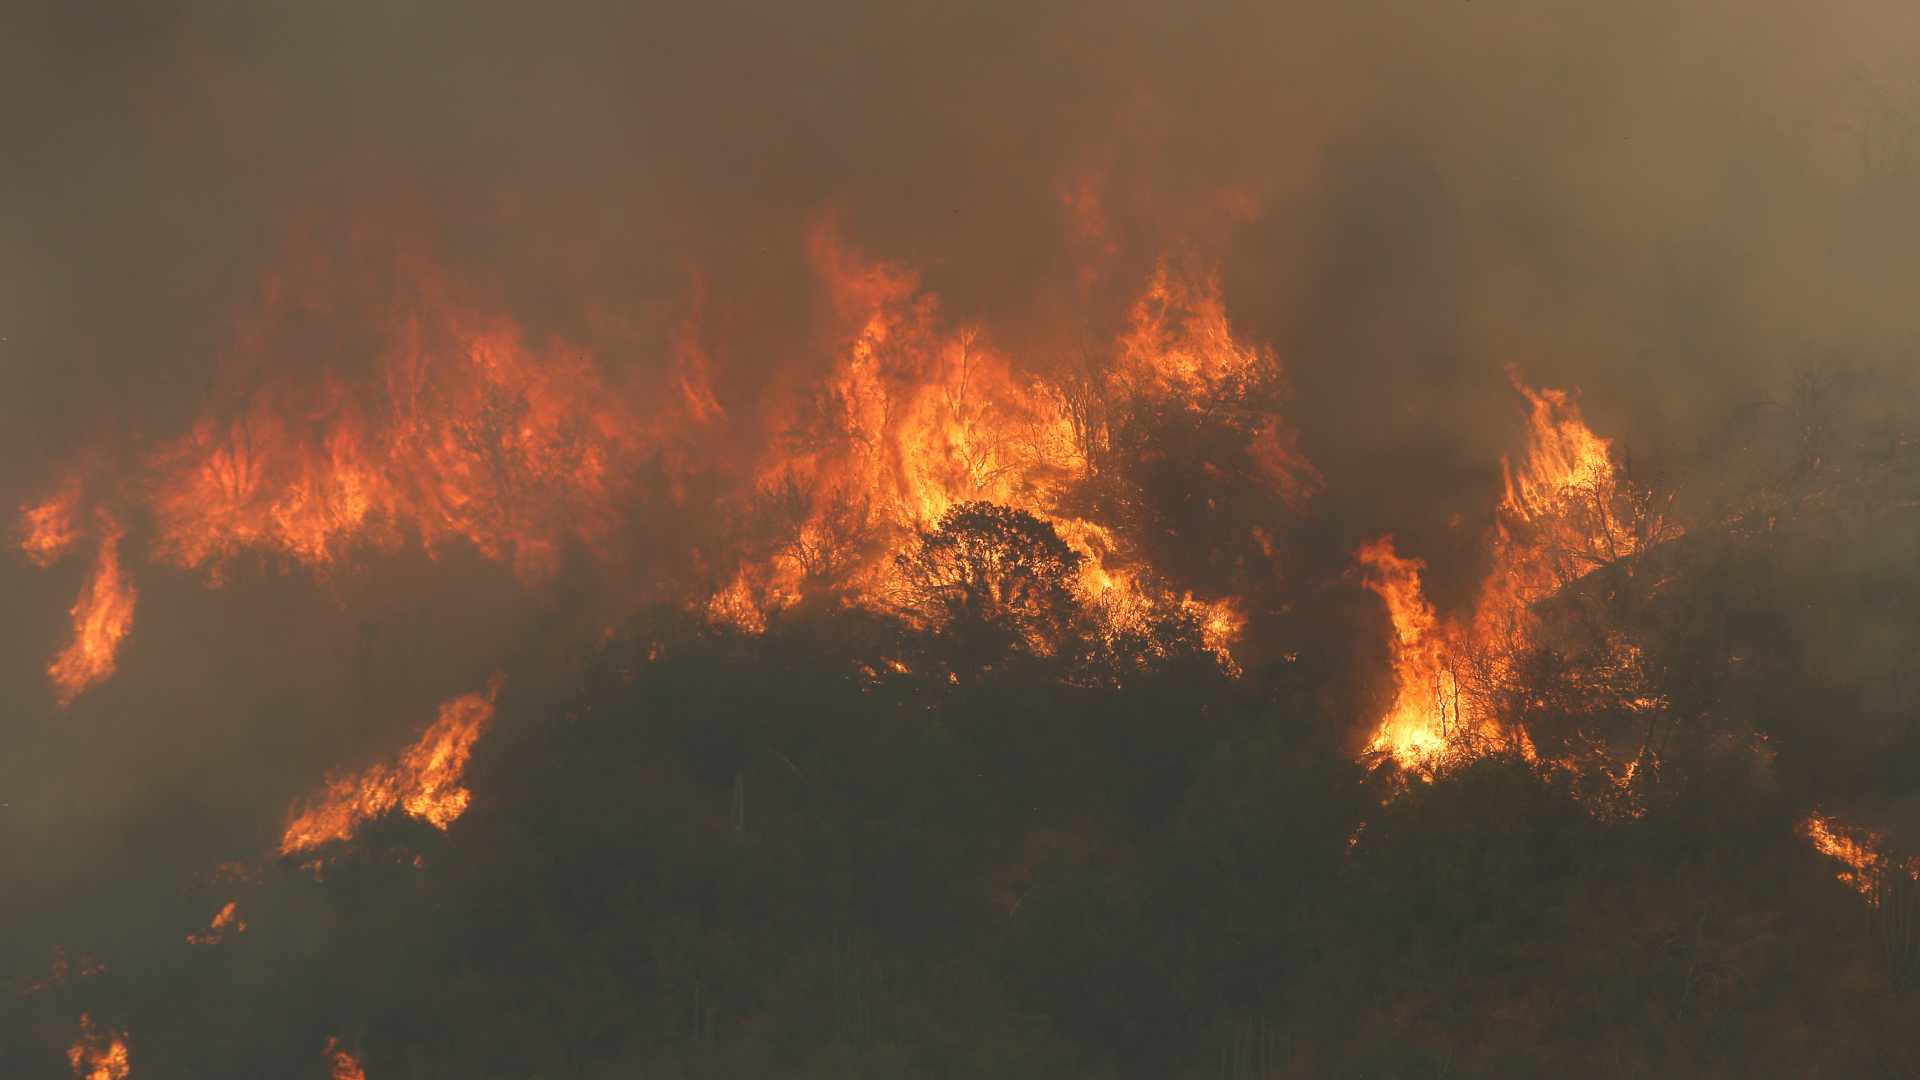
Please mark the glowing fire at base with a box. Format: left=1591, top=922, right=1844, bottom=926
left=67, top=1014, right=131, bottom=1080
left=324, top=1037, right=367, bottom=1080
left=280, top=676, right=503, bottom=855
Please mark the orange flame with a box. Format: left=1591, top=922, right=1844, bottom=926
left=1357, top=374, right=1659, bottom=768
left=280, top=676, right=503, bottom=855
left=324, top=1037, right=367, bottom=1080
left=1802, top=812, right=1919, bottom=901
left=185, top=900, right=247, bottom=946
left=19, top=476, right=84, bottom=567
left=145, top=319, right=644, bottom=585
left=48, top=512, right=138, bottom=707
left=1355, top=538, right=1459, bottom=760
left=67, top=1014, right=131, bottom=1080
left=22, top=220, right=1306, bottom=697
left=709, top=227, right=1298, bottom=674
left=19, top=233, right=701, bottom=703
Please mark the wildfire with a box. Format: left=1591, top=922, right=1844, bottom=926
left=280, top=676, right=503, bottom=855
left=47, top=511, right=138, bottom=707
left=19, top=476, right=84, bottom=567
left=324, top=1037, right=367, bottom=1080
left=1355, top=538, right=1458, bottom=761
left=22, top=947, right=107, bottom=996
left=67, top=1014, right=131, bottom=1080
left=17, top=230, right=717, bottom=704
left=185, top=900, right=247, bottom=946
left=19, top=213, right=1312, bottom=702
left=144, top=318, right=646, bottom=586
left=708, top=225, right=1299, bottom=674
left=1802, top=812, right=1919, bottom=901
left=1357, top=374, right=1657, bottom=767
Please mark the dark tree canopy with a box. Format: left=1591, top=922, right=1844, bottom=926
left=895, top=502, right=1085, bottom=672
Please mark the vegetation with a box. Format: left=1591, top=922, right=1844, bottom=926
left=7, top=364, right=1920, bottom=1078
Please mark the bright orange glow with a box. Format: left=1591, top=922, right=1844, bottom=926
left=1802, top=812, right=1918, bottom=901
left=186, top=900, right=247, bottom=946
left=708, top=227, right=1301, bottom=674
left=1355, top=538, right=1459, bottom=761
left=1357, top=373, right=1662, bottom=767
left=48, top=512, right=137, bottom=707
left=280, top=676, right=503, bottom=855
left=323, top=1037, right=366, bottom=1080
left=23, top=221, right=1308, bottom=696
left=20, top=234, right=704, bottom=703
left=145, top=322, right=642, bottom=585
left=19, top=477, right=84, bottom=567
left=67, top=1014, right=130, bottom=1080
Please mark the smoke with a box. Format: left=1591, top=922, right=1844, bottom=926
left=4, top=0, right=1920, bottom=1020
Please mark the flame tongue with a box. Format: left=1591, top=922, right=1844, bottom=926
left=709, top=230, right=1297, bottom=673
left=1356, top=375, right=1657, bottom=768
left=280, top=676, right=503, bottom=856
left=48, top=511, right=138, bottom=708
left=186, top=900, right=247, bottom=945
left=1355, top=538, right=1457, bottom=761
left=1802, top=811, right=1918, bottom=901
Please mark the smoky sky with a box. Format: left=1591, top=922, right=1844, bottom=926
left=7, top=2, right=1919, bottom=529
left=4, top=0, right=1920, bottom=930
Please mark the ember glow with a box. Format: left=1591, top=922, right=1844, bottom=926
left=280, top=676, right=503, bottom=855
left=324, top=1037, right=366, bottom=1080
left=185, top=900, right=247, bottom=946
left=19, top=476, right=83, bottom=568
left=66, top=1014, right=130, bottom=1080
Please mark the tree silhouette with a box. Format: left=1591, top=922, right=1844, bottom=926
left=894, top=502, right=1084, bottom=675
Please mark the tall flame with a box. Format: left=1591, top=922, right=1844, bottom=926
left=144, top=320, right=645, bottom=585
left=1357, top=373, right=1658, bottom=767
left=710, top=226, right=1297, bottom=672
left=67, top=1014, right=131, bottom=1080
left=21, top=221, right=1307, bottom=699
left=1355, top=538, right=1458, bottom=760
left=48, top=512, right=138, bottom=707
left=280, top=676, right=503, bottom=855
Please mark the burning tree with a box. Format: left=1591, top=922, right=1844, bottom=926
left=894, top=501, right=1085, bottom=675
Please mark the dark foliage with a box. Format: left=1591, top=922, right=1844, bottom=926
left=8, top=367, right=1920, bottom=1077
